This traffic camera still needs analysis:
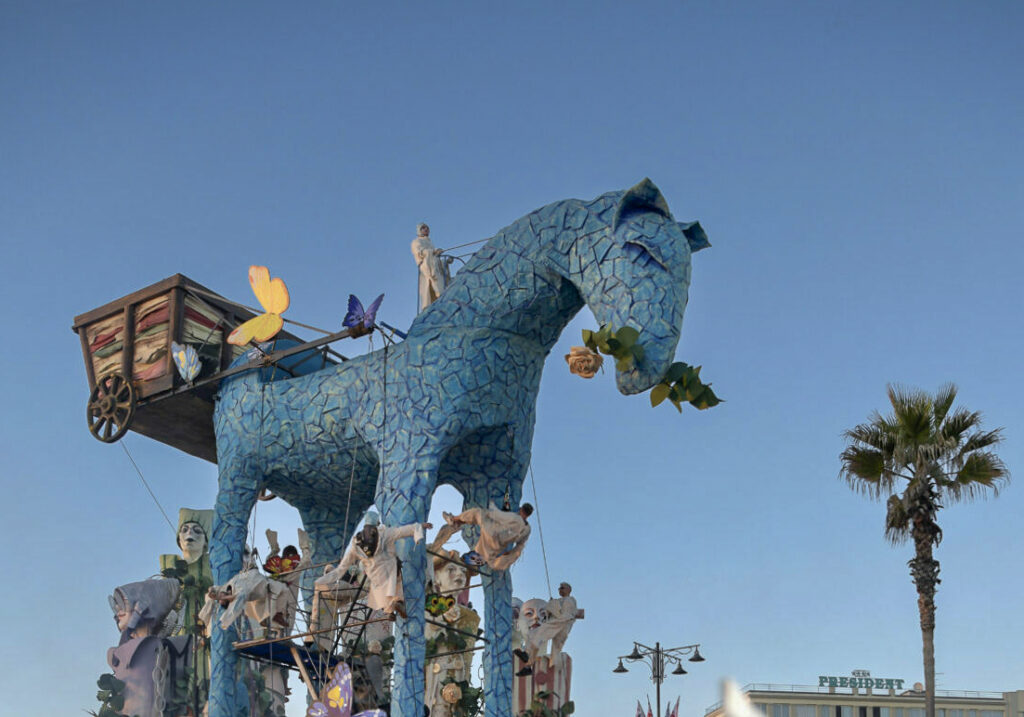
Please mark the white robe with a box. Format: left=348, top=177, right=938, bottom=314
left=528, top=594, right=578, bottom=658
left=328, top=523, right=424, bottom=611
left=455, top=507, right=530, bottom=571
left=411, top=236, right=447, bottom=311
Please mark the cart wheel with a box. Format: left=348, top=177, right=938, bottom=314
left=87, top=373, right=136, bottom=443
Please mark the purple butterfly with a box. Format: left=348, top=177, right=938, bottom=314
left=343, top=294, right=384, bottom=337
left=306, top=662, right=385, bottom=717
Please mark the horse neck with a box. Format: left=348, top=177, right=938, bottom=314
left=408, top=214, right=585, bottom=351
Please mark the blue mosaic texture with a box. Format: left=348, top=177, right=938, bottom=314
left=209, top=179, right=707, bottom=717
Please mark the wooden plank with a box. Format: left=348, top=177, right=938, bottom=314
left=120, top=304, right=135, bottom=383
left=130, top=392, right=217, bottom=463
left=77, top=327, right=96, bottom=390
left=168, top=286, right=184, bottom=389
left=289, top=644, right=319, bottom=700
left=72, top=274, right=186, bottom=330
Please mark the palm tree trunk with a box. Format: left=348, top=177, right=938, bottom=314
left=911, top=529, right=940, bottom=717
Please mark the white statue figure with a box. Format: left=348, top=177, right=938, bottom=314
left=320, top=511, right=431, bottom=617
left=202, top=545, right=294, bottom=639
left=309, top=561, right=367, bottom=652
left=442, top=503, right=532, bottom=571
left=411, top=222, right=452, bottom=311
left=424, top=538, right=481, bottom=717
left=513, top=582, right=583, bottom=676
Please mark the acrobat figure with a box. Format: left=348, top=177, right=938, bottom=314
left=411, top=222, right=452, bottom=311
left=318, top=511, right=431, bottom=618
left=514, top=581, right=584, bottom=676
left=441, top=503, right=533, bottom=571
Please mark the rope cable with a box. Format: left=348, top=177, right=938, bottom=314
left=120, top=440, right=177, bottom=536
left=438, top=238, right=488, bottom=253
left=528, top=463, right=553, bottom=599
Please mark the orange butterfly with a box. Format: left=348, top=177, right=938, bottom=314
left=227, top=266, right=290, bottom=346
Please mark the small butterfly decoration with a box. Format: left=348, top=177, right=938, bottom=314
left=171, top=342, right=201, bottom=383
left=343, top=293, right=384, bottom=338
left=306, top=661, right=385, bottom=717
left=227, top=266, right=290, bottom=346
left=426, top=593, right=457, bottom=616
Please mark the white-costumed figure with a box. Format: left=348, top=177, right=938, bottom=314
left=442, top=503, right=532, bottom=571
left=320, top=511, right=431, bottom=617
left=513, top=582, right=583, bottom=676
left=411, top=222, right=451, bottom=311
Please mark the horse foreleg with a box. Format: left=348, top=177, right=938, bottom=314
left=377, top=455, right=438, bottom=717
left=209, top=456, right=261, bottom=717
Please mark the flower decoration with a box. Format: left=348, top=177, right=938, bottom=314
left=564, top=346, right=603, bottom=378
left=441, top=682, right=463, bottom=705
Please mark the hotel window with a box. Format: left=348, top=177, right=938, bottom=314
left=860, top=707, right=868, bottom=717
left=895, top=709, right=903, bottom=717
left=772, top=704, right=790, bottom=717
left=949, top=709, right=964, bottom=717
left=980, top=711, right=1003, bottom=717
left=836, top=706, right=853, bottom=717
left=939, top=709, right=946, bottom=717
left=795, top=706, right=815, bottom=717
left=968, top=710, right=977, bottom=717
left=873, top=707, right=890, bottom=717
left=754, top=704, right=768, bottom=714
left=909, top=709, right=926, bottom=717
left=820, top=706, right=830, bottom=717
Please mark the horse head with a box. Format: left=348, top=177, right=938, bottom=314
left=561, top=178, right=709, bottom=394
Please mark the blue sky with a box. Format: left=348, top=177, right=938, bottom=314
left=2, top=2, right=1022, bottom=715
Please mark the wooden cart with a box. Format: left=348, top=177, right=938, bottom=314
left=71, top=274, right=338, bottom=463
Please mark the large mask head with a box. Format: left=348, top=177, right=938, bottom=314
left=175, top=508, right=212, bottom=564
left=355, top=525, right=379, bottom=557
left=520, top=598, right=548, bottom=632
left=178, top=521, right=207, bottom=563
left=434, top=557, right=468, bottom=594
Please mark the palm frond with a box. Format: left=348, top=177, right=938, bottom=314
left=843, top=422, right=895, bottom=453
left=931, top=383, right=957, bottom=426
left=887, top=384, right=933, bottom=444
left=839, top=446, right=888, bottom=497
left=959, top=427, right=1005, bottom=455
left=940, top=407, right=982, bottom=444
left=948, top=452, right=1010, bottom=500
left=884, top=494, right=911, bottom=546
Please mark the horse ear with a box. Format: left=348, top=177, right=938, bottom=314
left=678, top=221, right=710, bottom=253
left=612, top=178, right=672, bottom=231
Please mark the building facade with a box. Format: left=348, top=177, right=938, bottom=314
left=706, top=676, right=1024, bottom=717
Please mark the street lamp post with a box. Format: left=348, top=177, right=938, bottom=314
left=613, top=641, right=705, bottom=717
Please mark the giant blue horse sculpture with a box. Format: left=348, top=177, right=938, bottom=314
left=210, top=179, right=709, bottom=717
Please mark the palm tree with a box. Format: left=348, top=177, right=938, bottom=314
left=839, top=384, right=1008, bottom=717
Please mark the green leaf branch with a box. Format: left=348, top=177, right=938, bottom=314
left=581, top=325, right=644, bottom=372
left=650, top=361, right=723, bottom=412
